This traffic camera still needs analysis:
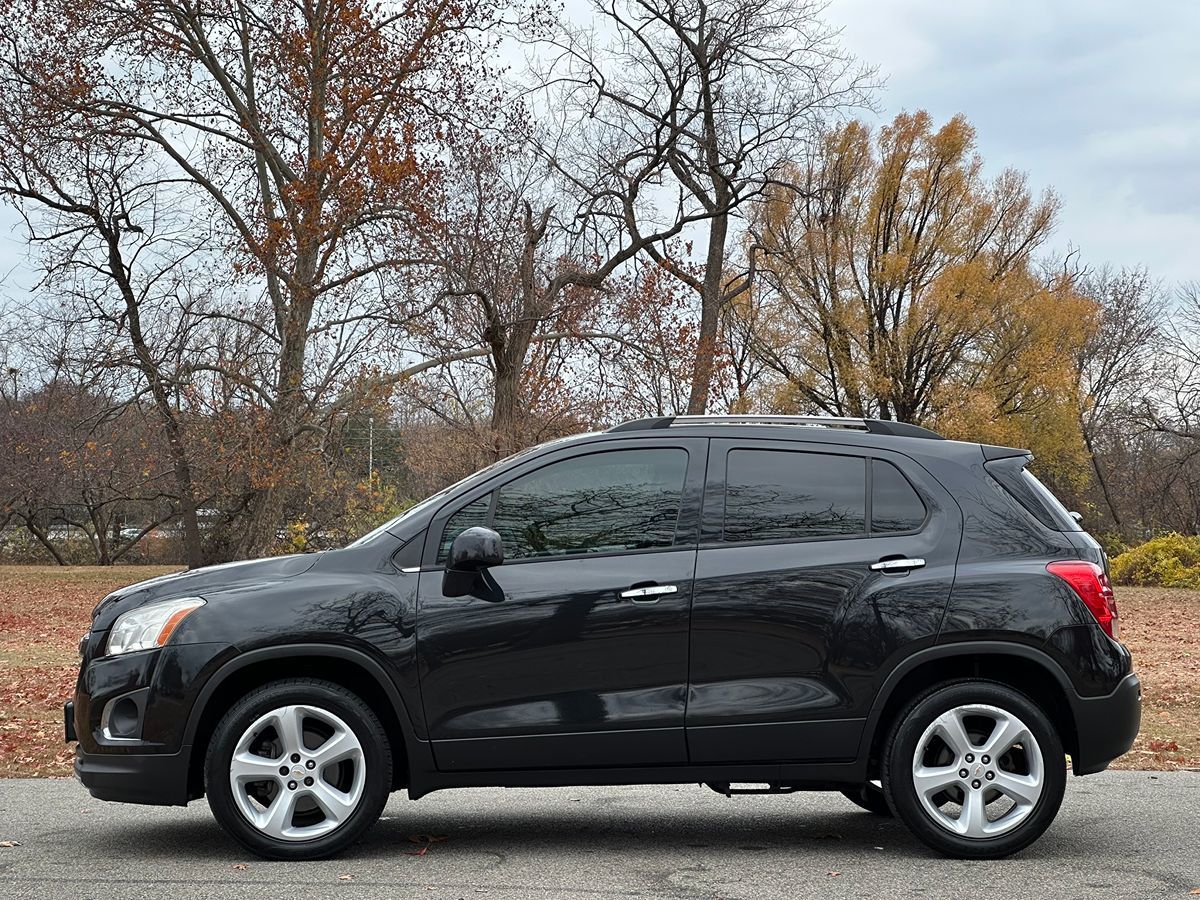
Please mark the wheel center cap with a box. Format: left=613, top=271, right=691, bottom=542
left=292, top=766, right=306, bottom=780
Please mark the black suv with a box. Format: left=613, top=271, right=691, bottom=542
left=65, top=415, right=1140, bottom=860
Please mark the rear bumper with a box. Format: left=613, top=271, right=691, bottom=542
left=1071, top=672, right=1141, bottom=775
left=73, top=744, right=192, bottom=806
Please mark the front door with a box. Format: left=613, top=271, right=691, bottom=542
left=416, top=438, right=706, bottom=771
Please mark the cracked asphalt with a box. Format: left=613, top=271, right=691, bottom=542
left=1, top=771, right=1197, bottom=899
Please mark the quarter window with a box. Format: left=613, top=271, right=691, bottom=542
left=871, top=460, right=927, bottom=532
left=451, top=448, right=689, bottom=561
left=723, top=450, right=867, bottom=542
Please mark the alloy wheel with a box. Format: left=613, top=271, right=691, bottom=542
left=228, top=704, right=367, bottom=841
left=910, top=703, right=1044, bottom=838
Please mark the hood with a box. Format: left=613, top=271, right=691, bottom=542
left=91, top=553, right=323, bottom=631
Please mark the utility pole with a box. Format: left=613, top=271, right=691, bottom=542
left=367, top=416, right=374, bottom=494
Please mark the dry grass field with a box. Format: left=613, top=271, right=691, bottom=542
left=0, top=567, right=1196, bottom=778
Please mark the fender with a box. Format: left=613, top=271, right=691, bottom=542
left=182, top=643, right=422, bottom=752
left=857, top=640, right=1080, bottom=760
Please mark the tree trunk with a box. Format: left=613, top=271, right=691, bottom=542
left=1082, top=421, right=1122, bottom=529
left=237, top=291, right=313, bottom=560
left=686, top=210, right=730, bottom=415
left=23, top=519, right=67, bottom=566
left=104, top=226, right=206, bottom=568
left=490, top=353, right=521, bottom=456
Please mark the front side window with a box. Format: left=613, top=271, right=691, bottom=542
left=489, top=448, right=689, bottom=560
left=437, top=495, right=492, bottom=563
left=723, top=450, right=867, bottom=542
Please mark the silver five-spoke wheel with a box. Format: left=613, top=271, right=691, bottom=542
left=229, top=704, right=367, bottom=841
left=911, top=703, right=1043, bottom=838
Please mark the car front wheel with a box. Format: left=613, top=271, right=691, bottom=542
left=204, top=678, right=392, bottom=860
left=882, top=680, right=1066, bottom=859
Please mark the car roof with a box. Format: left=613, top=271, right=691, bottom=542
left=584, top=415, right=1014, bottom=466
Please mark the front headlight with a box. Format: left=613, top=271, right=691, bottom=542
left=106, top=597, right=206, bottom=656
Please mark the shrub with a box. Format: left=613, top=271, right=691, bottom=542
left=1110, top=533, right=1200, bottom=589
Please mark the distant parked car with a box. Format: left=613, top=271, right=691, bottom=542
left=65, top=415, right=1139, bottom=860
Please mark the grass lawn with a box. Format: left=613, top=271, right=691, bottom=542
left=0, top=567, right=1196, bottom=777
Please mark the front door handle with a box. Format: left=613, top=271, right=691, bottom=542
left=870, top=557, right=926, bottom=573
left=619, top=584, right=679, bottom=603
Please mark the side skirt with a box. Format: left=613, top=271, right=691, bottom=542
left=405, top=759, right=869, bottom=799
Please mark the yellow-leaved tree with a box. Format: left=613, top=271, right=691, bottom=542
left=746, top=110, right=1096, bottom=482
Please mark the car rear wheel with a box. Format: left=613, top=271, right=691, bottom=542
left=882, top=680, right=1066, bottom=859
left=204, top=678, right=392, bottom=860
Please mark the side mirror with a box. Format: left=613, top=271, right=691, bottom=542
left=443, top=527, right=504, bottom=599
left=447, top=526, right=504, bottom=571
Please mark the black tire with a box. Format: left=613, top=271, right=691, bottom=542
left=881, top=679, right=1066, bottom=859
left=840, top=782, right=892, bottom=816
left=204, top=678, right=392, bottom=860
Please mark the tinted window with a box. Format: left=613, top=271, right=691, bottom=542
left=985, top=456, right=1081, bottom=531
left=723, top=450, right=866, bottom=542
left=871, top=460, right=926, bottom=532
left=437, top=494, right=491, bottom=563
left=491, top=449, right=688, bottom=559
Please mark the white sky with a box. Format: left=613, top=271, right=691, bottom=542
left=2, top=0, right=1196, bottom=299
left=825, top=0, right=1200, bottom=286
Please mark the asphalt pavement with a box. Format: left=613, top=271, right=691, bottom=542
left=1, top=771, right=1197, bottom=899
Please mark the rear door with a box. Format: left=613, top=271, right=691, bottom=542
left=416, top=437, right=707, bottom=771
left=685, top=438, right=960, bottom=764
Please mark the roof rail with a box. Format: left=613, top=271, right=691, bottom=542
left=607, top=414, right=944, bottom=440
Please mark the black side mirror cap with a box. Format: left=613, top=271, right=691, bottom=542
left=447, top=526, right=504, bottom=571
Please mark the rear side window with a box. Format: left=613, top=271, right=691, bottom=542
left=723, top=450, right=867, bottom=542
left=985, top=456, right=1081, bottom=531
left=871, top=460, right=927, bottom=533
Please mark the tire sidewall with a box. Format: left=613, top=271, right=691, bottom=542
left=883, top=680, right=1066, bottom=859
left=204, top=679, right=392, bottom=860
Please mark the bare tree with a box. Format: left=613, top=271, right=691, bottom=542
left=541, top=0, right=873, bottom=413
left=0, top=0, right=515, bottom=557
left=1072, top=266, right=1166, bottom=528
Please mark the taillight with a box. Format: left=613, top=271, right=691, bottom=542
left=1046, top=560, right=1119, bottom=640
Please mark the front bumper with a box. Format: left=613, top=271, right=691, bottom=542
left=65, top=640, right=233, bottom=805
left=73, top=744, right=192, bottom=806
left=1071, top=672, right=1141, bottom=775
left=65, top=696, right=191, bottom=806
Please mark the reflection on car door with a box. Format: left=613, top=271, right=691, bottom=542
left=416, top=438, right=707, bottom=771
left=686, top=439, right=959, bottom=764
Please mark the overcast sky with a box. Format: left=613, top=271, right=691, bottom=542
left=2, top=0, right=1197, bottom=295
left=825, top=0, right=1200, bottom=287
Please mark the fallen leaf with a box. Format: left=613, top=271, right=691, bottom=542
left=232, top=863, right=249, bottom=872
left=0, top=840, right=20, bottom=848
left=827, top=871, right=842, bottom=877
left=338, top=874, right=355, bottom=881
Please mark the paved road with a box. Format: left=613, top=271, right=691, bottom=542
left=1, top=772, right=1197, bottom=899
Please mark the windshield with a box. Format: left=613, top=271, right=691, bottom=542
left=345, top=434, right=583, bottom=547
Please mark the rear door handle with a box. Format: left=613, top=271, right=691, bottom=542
left=619, top=584, right=679, bottom=603
left=870, top=558, right=926, bottom=572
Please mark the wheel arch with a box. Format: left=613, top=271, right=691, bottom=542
left=860, top=642, right=1081, bottom=778
left=183, top=644, right=417, bottom=799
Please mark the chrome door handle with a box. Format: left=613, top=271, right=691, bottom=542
left=619, top=584, right=679, bottom=602
left=870, top=558, right=926, bottom=572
